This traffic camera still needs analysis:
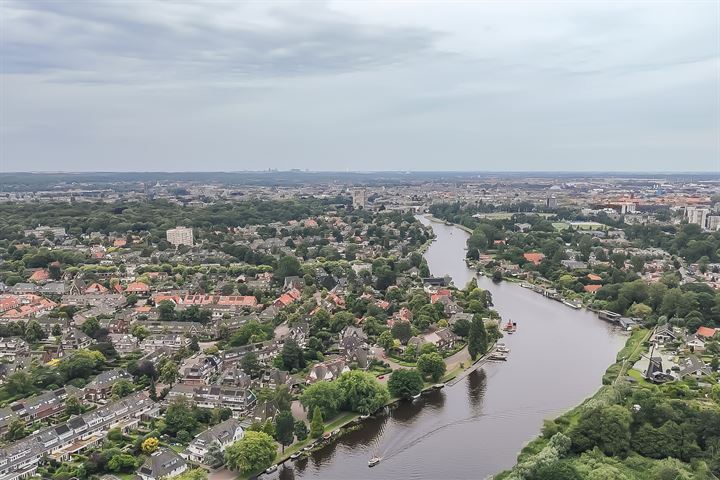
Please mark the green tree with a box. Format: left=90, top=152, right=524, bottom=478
left=157, top=300, right=177, bottom=320
left=65, top=395, right=83, bottom=415
left=280, top=338, right=306, bottom=371
left=241, top=352, right=261, bottom=377
left=111, top=379, right=134, bottom=398
left=378, top=330, right=394, bottom=351
left=5, top=418, right=26, bottom=441
left=173, top=469, right=209, bottom=480
left=310, top=406, right=324, bottom=438
left=274, top=411, right=295, bottom=452
left=300, top=381, right=343, bottom=418
left=24, top=320, right=47, bottom=342
left=189, top=336, right=200, bottom=352
left=627, top=302, right=652, bottom=319
left=204, top=442, right=225, bottom=468
left=336, top=370, right=390, bottom=415
left=468, top=316, right=488, bottom=360
left=224, top=431, right=277, bottom=473
left=534, top=460, right=582, bottom=480
left=391, top=321, right=412, bottom=344
left=276, top=256, right=302, bottom=281
left=570, top=405, right=631, bottom=456
left=417, top=352, right=446, bottom=382
left=294, top=420, right=308, bottom=442
left=163, top=397, right=198, bottom=436
left=107, top=453, right=137, bottom=472
left=387, top=369, right=424, bottom=399
left=160, top=360, right=179, bottom=385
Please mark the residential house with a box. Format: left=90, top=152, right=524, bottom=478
left=167, top=384, right=257, bottom=417
left=108, top=334, right=139, bottom=357
left=84, top=369, right=132, bottom=402
left=140, top=334, right=189, bottom=353
left=137, top=448, right=187, bottom=480
left=182, top=418, right=244, bottom=463
left=0, top=338, right=29, bottom=362
left=61, top=328, right=93, bottom=350
left=306, top=358, right=349, bottom=384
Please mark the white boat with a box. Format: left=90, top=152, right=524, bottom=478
left=433, top=383, right=445, bottom=389
left=368, top=456, right=381, bottom=467
left=290, top=452, right=301, bottom=460
left=411, top=392, right=422, bottom=399
left=265, top=465, right=278, bottom=474
left=496, top=344, right=510, bottom=353
left=489, top=351, right=508, bottom=361
left=359, top=414, right=370, bottom=420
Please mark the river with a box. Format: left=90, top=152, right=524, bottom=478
left=269, top=217, right=625, bottom=480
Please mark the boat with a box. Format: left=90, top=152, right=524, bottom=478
left=368, top=456, right=382, bottom=467
left=322, top=432, right=332, bottom=440
left=433, top=383, right=445, bottom=389
left=265, top=465, right=278, bottom=474
left=502, top=319, right=514, bottom=331
left=302, top=444, right=315, bottom=452
left=489, top=351, right=508, bottom=361
left=332, top=429, right=340, bottom=436
left=496, top=343, right=510, bottom=353
left=359, top=414, right=370, bottom=420
left=563, top=299, right=581, bottom=309
left=290, top=452, right=302, bottom=460
left=411, top=392, right=422, bottom=399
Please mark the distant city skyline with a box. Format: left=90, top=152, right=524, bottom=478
left=1, top=1, right=718, bottom=172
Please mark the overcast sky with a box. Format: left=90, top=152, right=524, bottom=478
left=1, top=0, right=718, bottom=172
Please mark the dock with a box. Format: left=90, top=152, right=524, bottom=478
left=446, top=346, right=498, bottom=387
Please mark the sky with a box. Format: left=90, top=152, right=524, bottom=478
left=1, top=0, right=719, bottom=172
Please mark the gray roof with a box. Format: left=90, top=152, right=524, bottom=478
left=138, top=448, right=186, bottom=478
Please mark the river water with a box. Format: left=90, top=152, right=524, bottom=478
left=271, top=217, right=625, bottom=480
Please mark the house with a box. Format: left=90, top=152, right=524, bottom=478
left=62, top=328, right=93, bottom=350
left=84, top=369, right=132, bottom=402
left=183, top=418, right=244, bottom=463
left=29, top=269, right=50, bottom=283
left=685, top=334, right=706, bottom=352
left=420, top=328, right=460, bottom=350
left=587, top=273, right=602, bottom=282
left=583, top=284, right=602, bottom=294
left=696, top=326, right=718, bottom=339
left=85, top=282, right=109, bottom=294
left=140, top=334, right=189, bottom=353
left=180, top=355, right=221, bottom=385
left=137, top=448, right=187, bottom=480
left=523, top=252, right=545, bottom=266
left=167, top=384, right=257, bottom=416
left=651, top=324, right=684, bottom=344
left=0, top=337, right=30, bottom=361
left=448, top=312, right=473, bottom=326
left=677, top=355, right=712, bottom=379
left=108, top=334, right=139, bottom=356
left=125, top=281, right=151, bottom=295
left=306, top=358, right=349, bottom=384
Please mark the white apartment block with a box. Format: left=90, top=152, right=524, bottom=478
left=166, top=226, right=194, bottom=246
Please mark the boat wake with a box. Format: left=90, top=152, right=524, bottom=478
left=375, top=405, right=562, bottom=462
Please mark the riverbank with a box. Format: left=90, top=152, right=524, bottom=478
left=424, top=214, right=474, bottom=234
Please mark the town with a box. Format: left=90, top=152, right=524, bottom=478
left=0, top=171, right=719, bottom=480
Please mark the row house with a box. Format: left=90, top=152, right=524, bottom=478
left=0, top=386, right=82, bottom=434
left=0, top=338, right=29, bottom=362
left=167, top=384, right=257, bottom=417
left=140, top=334, right=190, bottom=353
left=134, top=320, right=208, bottom=337
left=221, top=340, right=280, bottom=367
left=0, top=392, right=156, bottom=480
left=180, top=356, right=222, bottom=386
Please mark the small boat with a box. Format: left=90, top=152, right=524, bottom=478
left=290, top=452, right=301, bottom=460
left=489, top=351, right=508, bottom=361
left=411, top=392, right=422, bottom=399
left=302, top=444, right=315, bottom=452
left=496, top=344, right=510, bottom=353
left=368, top=456, right=382, bottom=467
left=265, top=465, right=278, bottom=474
left=359, top=414, right=370, bottom=420
left=503, top=319, right=514, bottom=331
left=322, top=432, right=332, bottom=440
left=433, top=383, right=445, bottom=389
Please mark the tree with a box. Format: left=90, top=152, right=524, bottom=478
left=189, top=336, right=200, bottom=352
left=5, top=418, right=26, bottom=441
left=310, top=406, right=324, bottom=438
left=65, top=395, right=83, bottom=415
left=534, top=460, right=582, bottom=480
left=417, top=352, right=446, bottom=382
left=24, top=320, right=46, bottom=342
left=273, top=385, right=293, bottom=412
left=627, top=302, right=652, bottom=319
left=336, top=371, right=390, bottom=415
left=280, top=338, right=306, bottom=371
left=294, top=420, right=308, bottom=442
left=391, top=321, right=412, bottom=344
left=204, top=442, right=225, bottom=468
left=570, top=405, right=631, bottom=456
left=111, top=379, right=134, bottom=398
left=51, top=323, right=62, bottom=337
left=276, top=256, right=302, bottom=281
left=224, top=431, right=277, bottom=473
left=387, top=369, right=424, bottom=399
left=274, top=411, right=295, bottom=452
left=157, top=300, right=177, bottom=320
left=378, top=330, right=394, bottom=351
left=300, top=381, right=343, bottom=418
left=241, top=352, right=261, bottom=377
left=107, top=453, right=137, bottom=472
left=163, top=397, right=198, bottom=436
left=468, top=316, right=488, bottom=360
left=141, top=437, right=159, bottom=454
left=160, top=360, right=179, bottom=385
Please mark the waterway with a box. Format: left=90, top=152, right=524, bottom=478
left=269, top=216, right=625, bottom=480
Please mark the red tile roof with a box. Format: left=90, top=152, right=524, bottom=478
left=697, top=326, right=718, bottom=338
left=523, top=252, right=545, bottom=265
left=584, top=284, right=602, bottom=293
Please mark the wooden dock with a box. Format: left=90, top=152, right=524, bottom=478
left=446, top=346, right=498, bottom=387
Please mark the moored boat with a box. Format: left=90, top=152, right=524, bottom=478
left=489, top=351, right=508, bottom=361
left=433, top=383, right=445, bottom=389
left=265, top=465, right=278, bottom=474
left=411, top=392, right=422, bottom=399
left=290, top=452, right=302, bottom=460
left=496, top=343, right=510, bottom=353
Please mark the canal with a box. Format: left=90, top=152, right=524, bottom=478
left=272, top=217, right=626, bottom=480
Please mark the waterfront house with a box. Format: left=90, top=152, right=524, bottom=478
left=183, top=418, right=244, bottom=463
